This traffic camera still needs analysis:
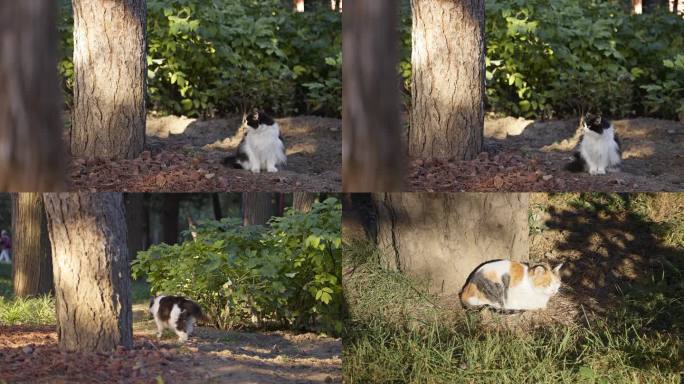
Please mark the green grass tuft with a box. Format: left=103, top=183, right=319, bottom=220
left=0, top=295, right=55, bottom=326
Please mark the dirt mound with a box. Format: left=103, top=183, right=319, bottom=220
left=409, top=117, right=684, bottom=192
left=68, top=115, right=341, bottom=192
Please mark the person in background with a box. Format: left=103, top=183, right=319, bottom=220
left=0, top=230, right=11, bottom=263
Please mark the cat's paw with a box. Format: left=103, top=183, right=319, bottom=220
left=156, top=332, right=162, bottom=339
left=266, top=166, right=278, bottom=173
left=249, top=167, right=261, bottom=174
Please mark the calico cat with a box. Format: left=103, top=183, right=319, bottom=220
left=459, top=260, right=563, bottom=312
left=565, top=113, right=622, bottom=175
left=223, top=110, right=287, bottom=173
left=149, top=295, right=208, bottom=342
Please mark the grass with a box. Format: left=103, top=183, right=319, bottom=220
left=343, top=237, right=684, bottom=384
left=0, top=263, right=152, bottom=326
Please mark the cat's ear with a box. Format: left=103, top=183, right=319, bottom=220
left=553, top=263, right=563, bottom=274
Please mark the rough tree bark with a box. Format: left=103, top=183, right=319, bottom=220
left=11, top=193, right=53, bottom=297
left=70, top=0, right=146, bottom=160
left=123, top=193, right=144, bottom=262
left=161, top=194, right=180, bottom=244
left=0, top=1, right=64, bottom=191
left=409, top=0, right=485, bottom=160
left=293, top=192, right=317, bottom=212
left=374, top=193, right=529, bottom=296
left=242, top=193, right=275, bottom=226
left=342, top=0, right=403, bottom=192
left=44, top=193, right=132, bottom=352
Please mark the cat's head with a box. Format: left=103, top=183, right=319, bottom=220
left=246, top=109, right=275, bottom=129
left=582, top=113, right=610, bottom=134
left=529, top=263, right=563, bottom=297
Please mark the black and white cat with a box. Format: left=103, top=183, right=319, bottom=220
left=149, top=295, right=207, bottom=342
left=223, top=110, right=287, bottom=173
left=565, top=113, right=622, bottom=175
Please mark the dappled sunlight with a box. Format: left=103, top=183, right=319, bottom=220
left=623, top=143, right=656, bottom=159
left=146, top=115, right=197, bottom=138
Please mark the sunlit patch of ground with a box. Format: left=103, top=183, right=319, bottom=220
left=68, top=114, right=341, bottom=192
left=409, top=117, right=684, bottom=192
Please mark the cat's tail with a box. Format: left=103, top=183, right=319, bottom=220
left=565, top=152, right=585, bottom=173
left=222, top=155, right=243, bottom=169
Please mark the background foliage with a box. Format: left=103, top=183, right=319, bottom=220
left=399, top=0, right=684, bottom=120
left=132, top=198, right=342, bottom=336
left=58, top=0, right=341, bottom=117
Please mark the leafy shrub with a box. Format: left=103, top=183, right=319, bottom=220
left=58, top=0, right=341, bottom=117
left=131, top=198, right=342, bottom=335
left=399, top=0, right=684, bottom=119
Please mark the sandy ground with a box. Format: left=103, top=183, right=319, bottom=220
left=409, top=117, right=684, bottom=192
left=68, top=115, right=341, bottom=192
left=0, top=304, right=341, bottom=384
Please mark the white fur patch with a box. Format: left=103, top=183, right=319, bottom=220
left=239, top=123, right=287, bottom=173
left=580, top=125, right=621, bottom=175
left=150, top=295, right=196, bottom=343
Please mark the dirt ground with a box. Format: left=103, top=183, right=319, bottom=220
left=0, top=304, right=341, bottom=384
left=408, top=117, right=684, bottom=192
left=68, top=115, right=341, bottom=192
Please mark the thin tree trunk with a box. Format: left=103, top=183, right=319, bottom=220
left=212, top=193, right=222, bottom=220
left=632, top=0, right=643, bottom=13
left=123, top=193, right=144, bottom=262
left=293, top=192, right=317, bottom=212
left=11, top=193, right=53, bottom=297
left=162, top=194, right=180, bottom=244
left=374, top=193, right=529, bottom=295
left=242, top=193, right=275, bottom=226
left=70, top=0, right=146, bottom=160
left=409, top=0, right=485, bottom=160
left=44, top=193, right=132, bottom=352
left=342, top=0, right=403, bottom=192
left=0, top=1, right=64, bottom=191
left=294, top=0, right=305, bottom=12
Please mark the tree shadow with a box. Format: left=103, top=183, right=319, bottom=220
left=536, top=193, right=684, bottom=335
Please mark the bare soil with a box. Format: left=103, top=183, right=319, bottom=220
left=0, top=305, right=341, bottom=384
left=67, top=115, right=342, bottom=192
left=408, top=117, right=684, bottom=192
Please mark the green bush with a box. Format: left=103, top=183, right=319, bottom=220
left=131, top=198, right=342, bottom=335
left=58, top=0, right=341, bottom=117
left=400, top=0, right=684, bottom=119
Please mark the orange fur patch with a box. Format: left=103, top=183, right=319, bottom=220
left=510, top=262, right=524, bottom=286
left=530, top=267, right=552, bottom=287
left=483, top=270, right=499, bottom=283
left=460, top=282, right=486, bottom=301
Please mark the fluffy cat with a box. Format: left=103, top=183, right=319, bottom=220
left=459, top=260, right=563, bottom=311
left=149, top=295, right=208, bottom=342
left=565, top=113, right=622, bottom=175
left=223, top=110, right=287, bottom=173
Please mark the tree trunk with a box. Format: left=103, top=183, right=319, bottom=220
left=293, top=192, right=317, bottom=212
left=242, top=193, right=275, bottom=226
left=0, top=1, right=64, bottom=191
left=44, top=193, right=132, bottom=352
left=11, top=193, right=53, bottom=297
left=123, top=193, right=144, bottom=262
left=342, top=0, right=403, bottom=192
left=212, top=193, right=222, bottom=220
left=409, top=0, right=485, bottom=160
left=70, top=0, right=146, bottom=160
left=374, top=193, right=529, bottom=296
left=161, top=194, right=180, bottom=244
left=294, top=0, right=304, bottom=12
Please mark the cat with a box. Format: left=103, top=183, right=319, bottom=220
left=149, top=295, right=208, bottom=342
left=565, top=113, right=622, bottom=175
left=459, top=260, right=563, bottom=312
left=222, top=110, right=287, bottom=173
